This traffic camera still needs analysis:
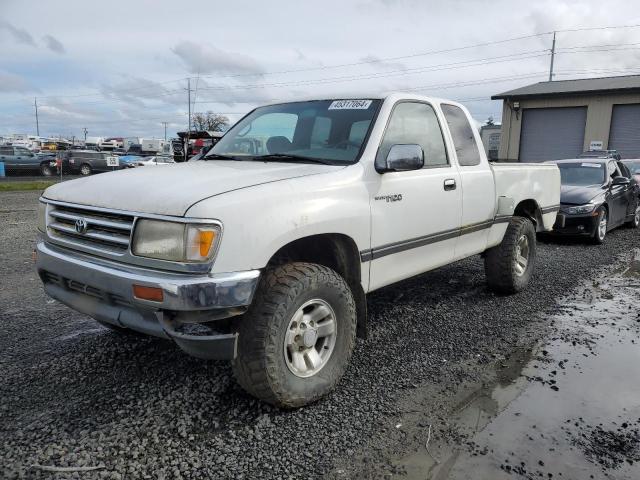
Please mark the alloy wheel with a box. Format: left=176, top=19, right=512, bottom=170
left=514, top=234, right=529, bottom=276
left=284, top=299, right=337, bottom=378
left=598, top=212, right=607, bottom=241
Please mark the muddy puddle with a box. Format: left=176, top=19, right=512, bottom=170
left=391, top=250, right=640, bottom=480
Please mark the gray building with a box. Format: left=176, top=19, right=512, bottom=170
left=492, top=75, right=640, bottom=161
left=479, top=123, right=501, bottom=160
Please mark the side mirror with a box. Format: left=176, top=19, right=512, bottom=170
left=612, top=176, right=630, bottom=186
left=377, top=144, right=424, bottom=173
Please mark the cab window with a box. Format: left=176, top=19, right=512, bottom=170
left=441, top=104, right=481, bottom=166
left=377, top=102, right=448, bottom=168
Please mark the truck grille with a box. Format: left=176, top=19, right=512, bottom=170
left=47, top=204, right=134, bottom=254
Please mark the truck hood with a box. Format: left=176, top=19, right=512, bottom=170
left=560, top=184, right=605, bottom=205
left=43, top=161, right=343, bottom=216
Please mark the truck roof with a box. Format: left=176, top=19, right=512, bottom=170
left=261, top=92, right=465, bottom=108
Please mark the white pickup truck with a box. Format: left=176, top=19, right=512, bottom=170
left=36, top=93, right=560, bottom=407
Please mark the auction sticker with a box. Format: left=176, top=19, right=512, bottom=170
left=329, top=99, right=372, bottom=110
left=581, top=163, right=602, bottom=168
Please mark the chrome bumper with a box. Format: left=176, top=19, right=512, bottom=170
left=35, top=241, right=261, bottom=359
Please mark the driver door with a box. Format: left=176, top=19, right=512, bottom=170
left=369, top=101, right=462, bottom=291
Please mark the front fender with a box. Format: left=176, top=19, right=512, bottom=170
left=185, top=165, right=371, bottom=274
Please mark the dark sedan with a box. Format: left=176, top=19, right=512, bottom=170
left=547, top=159, right=640, bottom=243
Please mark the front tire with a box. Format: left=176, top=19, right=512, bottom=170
left=484, top=217, right=536, bottom=294
left=232, top=262, right=356, bottom=408
left=592, top=207, right=608, bottom=244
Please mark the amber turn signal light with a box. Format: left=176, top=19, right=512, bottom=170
left=132, top=285, right=164, bottom=302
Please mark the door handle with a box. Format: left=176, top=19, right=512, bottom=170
left=444, top=178, right=457, bottom=191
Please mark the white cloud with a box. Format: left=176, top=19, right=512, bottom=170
left=172, top=40, right=264, bottom=76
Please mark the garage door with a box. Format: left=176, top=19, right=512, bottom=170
left=608, top=104, right=640, bottom=159
left=519, top=107, right=587, bottom=162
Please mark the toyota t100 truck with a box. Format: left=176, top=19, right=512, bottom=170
left=36, top=94, right=560, bottom=407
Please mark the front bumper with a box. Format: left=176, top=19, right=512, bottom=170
left=551, top=211, right=599, bottom=236
left=36, top=241, right=261, bottom=359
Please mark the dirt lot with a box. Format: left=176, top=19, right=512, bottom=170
left=1, top=190, right=639, bottom=479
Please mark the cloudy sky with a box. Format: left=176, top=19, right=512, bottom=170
left=1, top=0, right=640, bottom=139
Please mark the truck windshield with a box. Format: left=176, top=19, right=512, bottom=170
left=557, top=162, right=606, bottom=186
left=207, top=99, right=382, bottom=164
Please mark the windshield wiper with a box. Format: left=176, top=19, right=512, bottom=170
left=251, top=153, right=336, bottom=165
left=203, top=153, right=243, bottom=161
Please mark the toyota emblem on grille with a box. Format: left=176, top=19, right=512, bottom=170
left=74, top=218, right=88, bottom=234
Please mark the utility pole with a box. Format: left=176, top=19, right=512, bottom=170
left=83, top=127, right=88, bottom=142
left=162, top=122, right=168, bottom=141
left=549, top=31, right=556, bottom=82
left=34, top=97, right=40, bottom=136
left=186, top=77, right=192, bottom=158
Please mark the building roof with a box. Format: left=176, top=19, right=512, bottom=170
left=492, top=75, right=640, bottom=100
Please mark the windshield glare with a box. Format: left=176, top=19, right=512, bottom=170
left=557, top=162, right=606, bottom=186
left=208, top=99, right=381, bottom=164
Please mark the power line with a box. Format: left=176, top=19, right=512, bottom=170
left=3, top=21, right=640, bottom=107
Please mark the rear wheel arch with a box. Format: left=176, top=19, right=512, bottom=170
left=267, top=233, right=367, bottom=338
left=513, top=199, right=543, bottom=231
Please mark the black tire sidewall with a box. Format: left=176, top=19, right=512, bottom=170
left=268, top=274, right=354, bottom=402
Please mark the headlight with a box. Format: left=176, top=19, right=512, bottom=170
left=132, top=220, right=221, bottom=262
left=37, top=202, right=47, bottom=233
left=561, top=203, right=597, bottom=215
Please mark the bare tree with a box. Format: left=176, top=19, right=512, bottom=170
left=191, top=111, right=230, bottom=132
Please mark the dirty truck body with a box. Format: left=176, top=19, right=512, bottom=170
left=36, top=93, right=560, bottom=407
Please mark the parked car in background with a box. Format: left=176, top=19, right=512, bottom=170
left=621, top=159, right=640, bottom=183
left=136, top=155, right=175, bottom=166
left=53, top=150, right=128, bottom=176
left=578, top=149, right=622, bottom=161
left=100, top=138, right=124, bottom=151
left=0, top=145, right=52, bottom=175
left=548, top=159, right=640, bottom=243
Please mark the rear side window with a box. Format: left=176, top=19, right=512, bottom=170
left=441, top=104, right=481, bottom=166
left=617, top=162, right=632, bottom=178
left=377, top=102, right=448, bottom=168
left=16, top=147, right=32, bottom=156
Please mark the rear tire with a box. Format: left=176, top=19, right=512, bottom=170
left=591, top=207, right=608, bottom=244
left=80, top=163, right=92, bottom=176
left=232, top=262, right=356, bottom=408
left=484, top=217, right=536, bottom=294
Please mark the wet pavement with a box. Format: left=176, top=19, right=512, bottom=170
left=392, top=249, right=640, bottom=480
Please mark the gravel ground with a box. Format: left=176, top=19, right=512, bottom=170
left=1, top=190, right=639, bottom=479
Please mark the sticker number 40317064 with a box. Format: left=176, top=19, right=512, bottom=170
left=328, top=99, right=372, bottom=110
